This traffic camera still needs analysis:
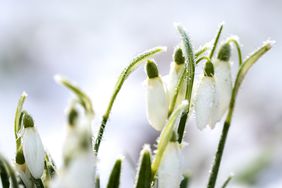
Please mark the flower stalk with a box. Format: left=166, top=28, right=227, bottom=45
left=94, top=47, right=166, bottom=153
left=207, top=41, right=273, bottom=188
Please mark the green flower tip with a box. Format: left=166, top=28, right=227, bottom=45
left=204, top=61, right=214, bottom=77
left=23, top=112, right=34, bottom=128
left=217, top=43, right=231, bottom=62
left=67, top=107, right=78, bottom=127
left=174, top=47, right=185, bottom=65
left=146, top=60, right=159, bottom=79
left=16, top=149, right=25, bottom=164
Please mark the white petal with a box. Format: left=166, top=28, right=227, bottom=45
left=145, top=77, right=169, bottom=131
left=195, top=76, right=216, bottom=130
left=16, top=164, right=34, bottom=188
left=22, top=128, right=45, bottom=179
left=166, top=62, right=185, bottom=106
left=158, top=142, right=183, bottom=188
left=51, top=151, right=96, bottom=188
left=213, top=60, right=232, bottom=122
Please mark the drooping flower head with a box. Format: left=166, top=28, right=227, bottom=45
left=195, top=61, right=216, bottom=129
left=144, top=60, right=169, bottom=131
left=22, top=112, right=45, bottom=179
left=213, top=42, right=232, bottom=122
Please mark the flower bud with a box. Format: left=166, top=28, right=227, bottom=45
left=158, top=142, right=183, bottom=188
left=212, top=42, right=232, bottom=123
left=145, top=60, right=169, bottom=131
left=166, top=48, right=186, bottom=106
left=217, top=43, right=231, bottom=62
left=22, top=113, right=45, bottom=179
left=195, top=74, right=216, bottom=130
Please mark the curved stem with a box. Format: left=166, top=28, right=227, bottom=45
left=94, top=47, right=166, bottom=154
left=227, top=38, right=243, bottom=66
left=195, top=56, right=211, bottom=65
left=209, top=23, right=224, bottom=59
left=207, top=41, right=273, bottom=188
left=195, top=45, right=209, bottom=59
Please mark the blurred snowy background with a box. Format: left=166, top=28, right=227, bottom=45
left=0, top=0, right=281, bottom=187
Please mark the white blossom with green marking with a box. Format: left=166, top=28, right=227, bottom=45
left=21, top=113, right=45, bottom=179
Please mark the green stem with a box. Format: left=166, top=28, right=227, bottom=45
left=195, top=45, right=209, bottom=59
left=209, top=23, right=224, bottom=59
left=207, top=41, right=273, bottom=188
left=227, top=37, right=243, bottom=66
left=94, top=47, right=166, bottom=154
left=221, top=175, right=233, bottom=188
left=195, top=56, right=211, bottom=65
left=168, top=69, right=185, bottom=116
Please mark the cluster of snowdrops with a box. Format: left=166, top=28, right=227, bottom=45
left=0, top=23, right=272, bottom=188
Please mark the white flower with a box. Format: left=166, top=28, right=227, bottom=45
left=15, top=164, right=34, bottom=188
left=213, top=59, right=232, bottom=122
left=22, top=114, right=45, bottom=179
left=145, top=60, right=169, bottom=131
left=166, top=62, right=186, bottom=106
left=158, top=142, right=183, bottom=188
left=51, top=151, right=96, bottom=188
left=195, top=75, right=216, bottom=130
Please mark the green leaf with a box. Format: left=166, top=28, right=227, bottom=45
left=0, top=161, right=10, bottom=188
left=14, top=92, right=27, bottom=149
left=209, top=23, right=224, bottom=59
left=134, top=145, right=152, bottom=188
left=151, top=101, right=188, bottom=176
left=221, top=174, right=233, bottom=188
left=0, top=153, right=19, bottom=188
left=107, top=158, right=123, bottom=188
left=232, top=41, right=273, bottom=103
left=55, top=75, right=94, bottom=117
left=175, top=24, right=195, bottom=143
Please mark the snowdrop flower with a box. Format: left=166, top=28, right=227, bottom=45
left=144, top=60, right=169, bottom=131
left=195, top=61, right=216, bottom=129
left=213, top=43, right=232, bottom=122
left=158, top=142, right=183, bottom=188
left=51, top=151, right=96, bottom=188
left=22, top=113, right=45, bottom=179
left=166, top=47, right=186, bottom=106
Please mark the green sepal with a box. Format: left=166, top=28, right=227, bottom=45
left=134, top=145, right=152, bottom=188
left=106, top=158, right=123, bottom=188
left=146, top=60, right=159, bottom=78
left=174, top=47, right=185, bottom=65
left=23, top=112, right=34, bottom=128
left=204, top=61, right=215, bottom=77
left=67, top=104, right=79, bottom=127
left=217, top=43, right=231, bottom=62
